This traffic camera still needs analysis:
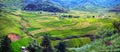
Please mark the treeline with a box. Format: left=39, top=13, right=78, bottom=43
left=0, top=35, right=66, bottom=52
left=0, top=36, right=13, bottom=52
left=21, top=35, right=66, bottom=52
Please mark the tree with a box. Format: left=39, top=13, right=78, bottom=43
left=113, top=20, right=120, bottom=32
left=27, top=43, right=36, bottom=52
left=0, top=36, right=13, bottom=52
left=41, top=36, right=53, bottom=52
left=27, top=40, right=41, bottom=52
left=55, top=42, right=66, bottom=52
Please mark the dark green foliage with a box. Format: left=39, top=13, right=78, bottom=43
left=41, top=36, right=53, bottom=52
left=113, top=20, right=120, bottom=32
left=55, top=42, right=66, bottom=52
left=27, top=35, right=54, bottom=52
left=92, top=16, right=95, bottom=18
left=61, top=15, right=79, bottom=18
left=68, top=15, right=73, bottom=18
left=96, top=28, right=114, bottom=38
left=74, top=16, right=80, bottom=18
left=0, top=36, right=13, bottom=52
left=27, top=40, right=41, bottom=52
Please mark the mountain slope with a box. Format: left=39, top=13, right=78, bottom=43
left=52, top=0, right=120, bottom=11
left=109, top=4, right=120, bottom=12
left=52, top=0, right=120, bottom=8
left=23, top=0, right=67, bottom=12
left=23, top=0, right=120, bottom=12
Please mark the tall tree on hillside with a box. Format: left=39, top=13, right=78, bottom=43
left=0, top=36, right=13, bottom=52
left=41, top=36, right=53, bottom=52
left=55, top=42, right=66, bottom=52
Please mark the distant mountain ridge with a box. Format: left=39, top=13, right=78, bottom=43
left=23, top=0, right=67, bottom=12
left=52, top=0, right=120, bottom=8
left=23, top=0, right=120, bottom=12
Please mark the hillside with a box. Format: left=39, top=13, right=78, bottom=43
left=0, top=0, right=120, bottom=52
left=52, top=0, right=120, bottom=8
left=51, top=0, right=120, bottom=12
left=23, top=0, right=67, bottom=12
left=23, top=0, right=120, bottom=12
left=1, top=9, right=120, bottom=52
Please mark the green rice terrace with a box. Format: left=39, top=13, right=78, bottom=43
left=0, top=10, right=120, bottom=52
left=0, top=0, right=120, bottom=52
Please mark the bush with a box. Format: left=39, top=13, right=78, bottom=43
left=113, top=20, right=120, bottom=32
left=96, top=28, right=114, bottom=38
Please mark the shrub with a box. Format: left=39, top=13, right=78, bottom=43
left=113, top=20, right=120, bottom=32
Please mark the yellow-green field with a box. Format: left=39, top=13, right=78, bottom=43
left=1, top=10, right=119, bottom=52
left=19, top=11, right=115, bottom=38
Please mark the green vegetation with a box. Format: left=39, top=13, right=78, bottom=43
left=11, top=37, right=32, bottom=52
left=68, top=20, right=120, bottom=52
left=0, top=36, right=13, bottom=52
left=0, top=10, right=26, bottom=36
left=27, top=28, right=41, bottom=32
left=65, top=37, right=91, bottom=48
left=0, top=0, right=120, bottom=52
left=0, top=6, right=120, bottom=52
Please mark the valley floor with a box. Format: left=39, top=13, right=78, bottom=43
left=0, top=10, right=120, bottom=52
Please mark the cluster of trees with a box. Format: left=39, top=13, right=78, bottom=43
left=113, top=20, right=120, bottom=33
left=26, top=35, right=66, bottom=52
left=0, top=36, right=13, bottom=52
left=0, top=36, right=66, bottom=52
left=60, top=15, right=80, bottom=18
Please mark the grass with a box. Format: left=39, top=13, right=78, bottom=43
left=35, top=25, right=97, bottom=38
left=1, top=10, right=118, bottom=52
left=0, top=11, right=26, bottom=36
left=65, top=37, right=91, bottom=48
left=20, top=11, right=114, bottom=36
left=27, top=28, right=41, bottom=32
left=20, top=12, right=39, bottom=18
left=67, top=24, right=120, bottom=52
left=11, top=37, right=32, bottom=52
left=41, top=20, right=73, bottom=27
left=19, top=11, right=118, bottom=52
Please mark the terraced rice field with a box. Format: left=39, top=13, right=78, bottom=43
left=1, top=10, right=118, bottom=52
